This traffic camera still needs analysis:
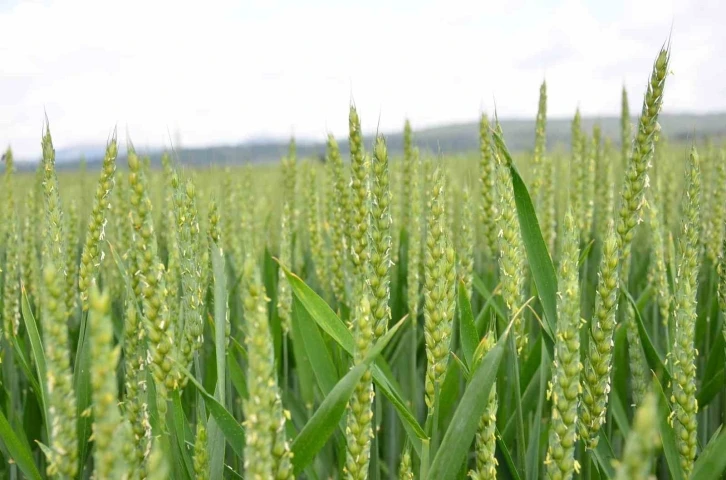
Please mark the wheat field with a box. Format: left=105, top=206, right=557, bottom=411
left=1, top=43, right=726, bottom=480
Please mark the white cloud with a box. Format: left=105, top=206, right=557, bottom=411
left=0, top=0, right=723, bottom=159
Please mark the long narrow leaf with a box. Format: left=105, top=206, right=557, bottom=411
left=691, top=427, right=726, bottom=480
left=472, top=275, right=507, bottom=326
left=19, top=288, right=49, bottom=438
left=525, top=341, right=549, bottom=480
left=591, top=434, right=616, bottom=478
left=654, top=378, right=685, bottom=480
left=10, top=337, right=42, bottom=402
left=73, top=311, right=93, bottom=476
left=697, top=368, right=724, bottom=407
left=622, top=288, right=671, bottom=383
left=291, top=362, right=369, bottom=475
left=427, top=334, right=506, bottom=479
left=290, top=316, right=404, bottom=474
left=227, top=352, right=248, bottom=400
left=458, top=280, right=478, bottom=368
left=0, top=408, right=43, bottom=480
left=292, top=295, right=337, bottom=396
left=208, top=243, right=228, bottom=480
left=496, top=429, right=523, bottom=480
left=281, top=265, right=427, bottom=445
left=171, top=393, right=195, bottom=480
left=491, top=128, right=557, bottom=340
left=178, top=365, right=245, bottom=458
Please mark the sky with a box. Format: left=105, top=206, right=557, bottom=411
left=1, top=0, right=725, bottom=159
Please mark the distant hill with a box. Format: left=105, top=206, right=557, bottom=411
left=15, top=112, right=726, bottom=172
left=409, top=112, right=726, bottom=155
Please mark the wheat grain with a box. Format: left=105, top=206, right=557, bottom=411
left=545, top=210, right=582, bottom=480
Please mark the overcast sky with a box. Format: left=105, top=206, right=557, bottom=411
left=1, top=0, right=724, bottom=159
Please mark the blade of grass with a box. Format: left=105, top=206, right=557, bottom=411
left=291, top=362, right=368, bottom=475
left=698, top=330, right=724, bottom=407
left=209, top=244, right=228, bottom=480
left=653, top=377, right=685, bottom=480
left=435, top=355, right=462, bottom=439
left=292, top=295, right=337, bottom=396
left=591, top=433, right=616, bottom=479
left=472, top=275, right=507, bottom=327
left=289, top=298, right=316, bottom=408
left=458, top=280, right=478, bottom=367
left=578, top=239, right=596, bottom=268
left=73, top=310, right=92, bottom=476
left=427, top=332, right=506, bottom=480
left=281, top=265, right=427, bottom=446
left=0, top=408, right=43, bottom=480
left=520, top=335, right=543, bottom=389
left=697, top=368, right=723, bottom=407
left=502, top=362, right=546, bottom=441
left=227, top=352, right=248, bottom=400
left=611, top=323, right=630, bottom=434
left=691, top=427, right=726, bottom=480
left=290, top=316, right=404, bottom=475
left=19, top=288, right=49, bottom=439
left=622, top=288, right=671, bottom=383
left=491, top=127, right=557, bottom=340
left=10, top=337, right=42, bottom=402
left=178, top=364, right=245, bottom=458
left=496, top=428, right=523, bottom=480
left=525, top=341, right=549, bottom=480
left=609, top=390, right=631, bottom=438
left=171, top=392, right=195, bottom=480
left=506, top=334, right=527, bottom=470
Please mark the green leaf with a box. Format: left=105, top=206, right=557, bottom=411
left=525, top=342, right=549, bottom=480
left=520, top=335, right=543, bottom=389
left=611, top=324, right=630, bottom=434
left=292, top=295, right=336, bottom=397
left=691, top=427, right=726, bottom=480
left=291, top=362, right=367, bottom=475
left=635, top=285, right=654, bottom=312
left=170, top=393, right=195, bottom=480
left=591, top=433, right=616, bottom=478
left=10, top=336, right=42, bottom=402
left=0, top=408, right=43, bottom=480
left=501, top=362, right=546, bottom=442
left=19, top=288, right=49, bottom=438
left=698, top=329, right=724, bottom=407
left=458, top=280, right=478, bottom=368
left=290, top=316, right=404, bottom=475
left=496, top=428, right=523, bottom=480
left=281, top=265, right=427, bottom=449
left=507, top=335, right=526, bottom=468
left=107, top=241, right=141, bottom=316
left=73, top=310, right=93, bottom=476
left=436, top=355, right=463, bottom=434
left=472, top=275, right=507, bottom=328
left=622, top=288, right=671, bottom=383
left=449, top=352, right=470, bottom=381
left=212, top=244, right=228, bottom=400
left=654, top=378, right=685, bottom=480
left=427, top=334, right=505, bottom=480
left=282, top=267, right=352, bottom=351
left=609, top=390, right=630, bottom=438
left=228, top=352, right=248, bottom=400
left=697, top=368, right=723, bottom=407
left=208, top=243, right=228, bottom=480
left=289, top=303, right=316, bottom=407
left=578, top=239, right=596, bottom=268
left=178, top=365, right=245, bottom=459
left=491, top=128, right=557, bottom=341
